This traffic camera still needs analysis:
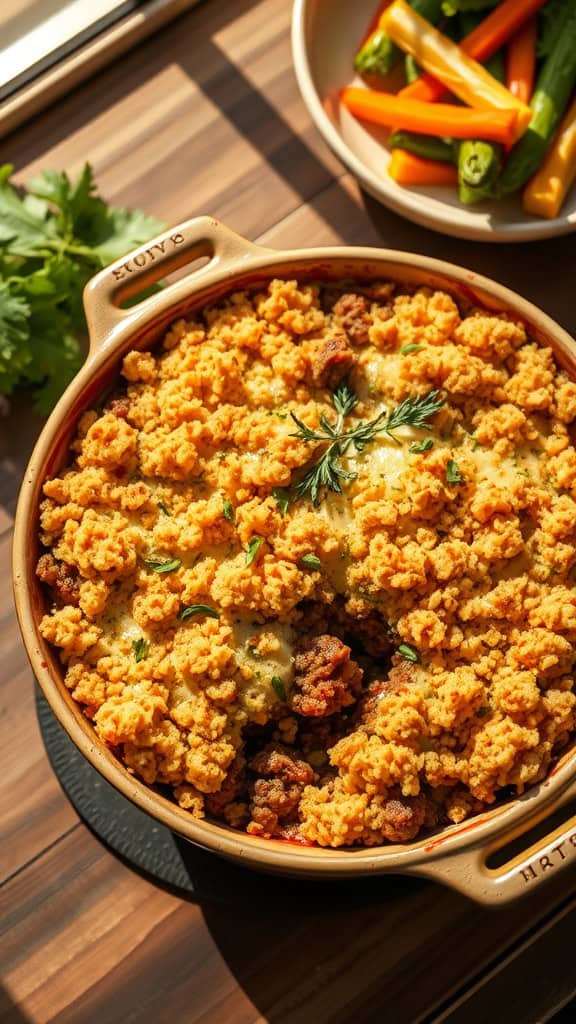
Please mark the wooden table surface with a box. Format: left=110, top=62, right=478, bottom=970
left=1, top=2, right=576, bottom=1021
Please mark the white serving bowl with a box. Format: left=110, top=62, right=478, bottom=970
left=292, top=0, right=576, bottom=242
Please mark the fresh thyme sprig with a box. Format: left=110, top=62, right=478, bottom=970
left=290, top=383, right=444, bottom=506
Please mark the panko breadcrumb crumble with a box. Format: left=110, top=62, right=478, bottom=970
left=36, top=278, right=576, bottom=847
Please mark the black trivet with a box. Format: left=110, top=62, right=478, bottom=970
left=36, top=686, right=422, bottom=907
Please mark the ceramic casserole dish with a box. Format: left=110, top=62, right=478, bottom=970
left=13, top=216, right=576, bottom=904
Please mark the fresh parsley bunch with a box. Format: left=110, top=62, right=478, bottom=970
left=0, top=163, right=164, bottom=412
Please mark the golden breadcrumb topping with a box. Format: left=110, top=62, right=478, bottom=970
left=37, top=279, right=576, bottom=847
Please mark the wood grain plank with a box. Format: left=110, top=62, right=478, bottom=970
left=430, top=898, right=576, bottom=1024
left=7, top=0, right=342, bottom=241
left=0, top=535, right=79, bottom=885
left=1, top=823, right=574, bottom=1024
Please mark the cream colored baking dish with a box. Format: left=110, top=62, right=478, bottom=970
left=13, top=216, right=576, bottom=904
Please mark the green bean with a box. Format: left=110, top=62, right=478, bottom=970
left=354, top=0, right=443, bottom=77
left=457, top=141, right=502, bottom=204
left=455, top=11, right=505, bottom=204
left=388, top=131, right=455, bottom=163
left=500, top=4, right=576, bottom=195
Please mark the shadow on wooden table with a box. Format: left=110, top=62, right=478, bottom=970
left=0, top=985, right=32, bottom=1024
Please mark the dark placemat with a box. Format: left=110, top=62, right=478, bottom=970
left=36, top=687, right=423, bottom=908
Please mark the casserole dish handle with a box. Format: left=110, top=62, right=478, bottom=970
left=411, top=776, right=576, bottom=905
left=83, top=216, right=271, bottom=354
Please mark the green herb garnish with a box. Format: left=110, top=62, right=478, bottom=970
left=446, top=459, right=463, bottom=484
left=272, top=487, right=291, bottom=516
left=0, top=162, right=164, bottom=412
left=222, top=498, right=234, bottom=522
left=331, top=379, right=358, bottom=418
left=157, top=499, right=171, bottom=516
left=398, top=643, right=420, bottom=664
left=132, top=637, right=149, bottom=662
left=476, top=706, right=490, bottom=718
left=246, top=536, right=263, bottom=566
left=290, top=387, right=445, bottom=506
left=271, top=676, right=287, bottom=701
left=409, top=438, right=434, bottom=454
left=142, top=557, right=181, bottom=573
left=300, top=553, right=322, bottom=570
left=400, top=343, right=422, bottom=356
left=179, top=604, right=220, bottom=621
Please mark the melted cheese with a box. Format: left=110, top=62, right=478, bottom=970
left=232, top=618, right=295, bottom=706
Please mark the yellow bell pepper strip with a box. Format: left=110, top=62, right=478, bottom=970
left=523, top=97, right=576, bottom=219
left=399, top=0, right=549, bottom=104
left=381, top=0, right=532, bottom=140
left=341, top=87, right=522, bottom=145
left=388, top=149, right=458, bottom=185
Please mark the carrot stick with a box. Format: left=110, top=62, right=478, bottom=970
left=388, top=149, right=458, bottom=185
left=396, top=0, right=548, bottom=104
left=381, top=1, right=532, bottom=140
left=341, top=87, right=521, bottom=144
left=506, top=18, right=537, bottom=104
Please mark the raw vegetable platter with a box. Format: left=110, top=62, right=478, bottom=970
left=292, top=0, right=576, bottom=241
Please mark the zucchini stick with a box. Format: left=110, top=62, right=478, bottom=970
left=500, top=3, right=576, bottom=194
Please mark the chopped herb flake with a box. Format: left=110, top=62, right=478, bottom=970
left=157, top=499, right=171, bottom=516
left=142, top=557, right=181, bottom=573
left=446, top=459, right=463, bottom=485
left=398, top=643, right=420, bottom=664
left=409, top=438, right=434, bottom=454
left=300, top=553, right=322, bottom=570
left=272, top=488, right=290, bottom=516
left=179, top=604, right=220, bottom=621
left=222, top=498, right=234, bottom=522
left=271, top=676, right=287, bottom=701
left=476, top=706, right=490, bottom=718
left=400, top=343, right=422, bottom=356
left=246, top=536, right=263, bottom=566
left=132, top=637, right=149, bottom=662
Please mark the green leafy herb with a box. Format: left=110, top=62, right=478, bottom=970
left=0, top=163, right=164, bottom=412
left=300, top=553, right=322, bottom=571
left=246, top=536, right=263, bottom=566
left=331, top=379, right=358, bottom=418
left=409, top=438, right=434, bottom=454
left=446, top=459, right=463, bottom=484
left=398, top=643, right=420, bottom=664
left=222, top=498, right=234, bottom=522
left=132, top=637, right=149, bottom=663
left=179, top=604, right=220, bottom=621
left=400, top=343, right=422, bottom=356
left=271, top=676, right=287, bottom=701
left=272, top=487, right=290, bottom=516
left=476, top=705, right=490, bottom=718
left=157, top=499, right=171, bottom=516
left=142, top=557, right=182, bottom=574
left=290, top=388, right=445, bottom=505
